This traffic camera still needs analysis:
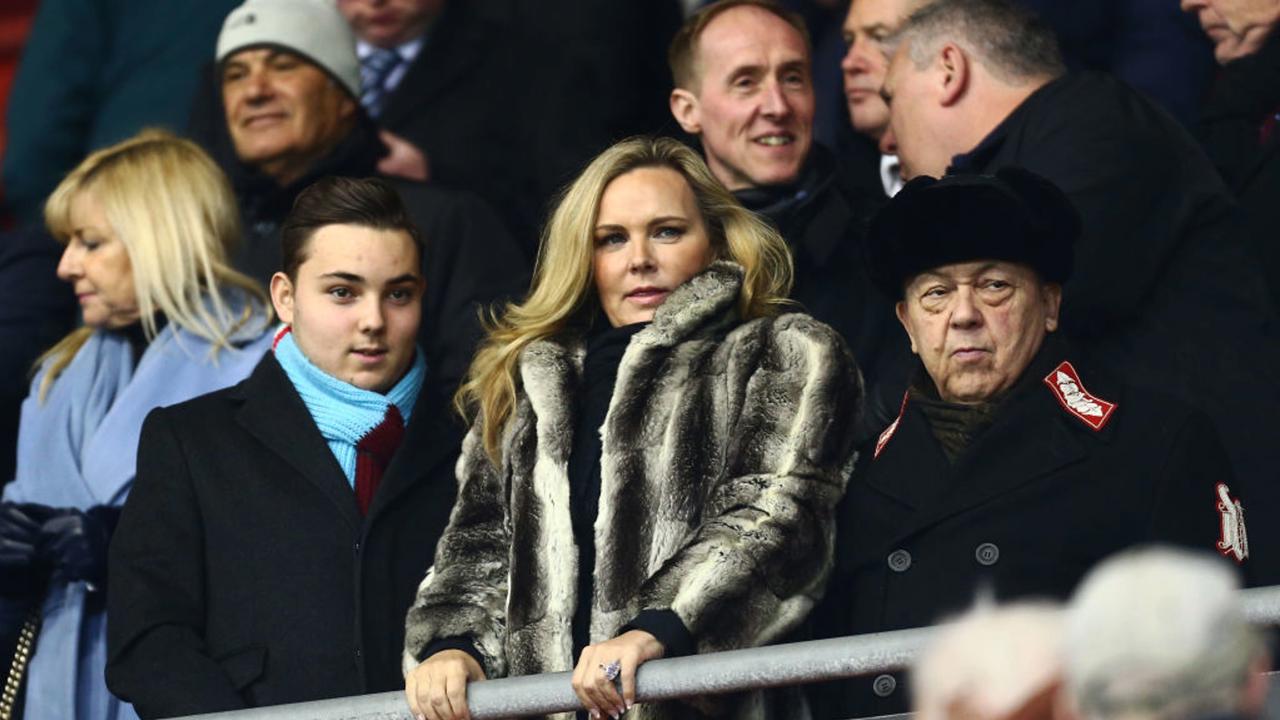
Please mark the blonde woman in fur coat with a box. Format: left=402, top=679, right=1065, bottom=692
left=403, top=137, right=863, bottom=720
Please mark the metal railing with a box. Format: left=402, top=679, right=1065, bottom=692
left=174, top=585, right=1280, bottom=720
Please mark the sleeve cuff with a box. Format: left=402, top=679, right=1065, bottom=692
left=622, top=609, right=695, bottom=659
left=421, top=637, right=486, bottom=670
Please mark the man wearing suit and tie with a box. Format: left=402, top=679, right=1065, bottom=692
left=335, top=0, right=527, bottom=238
left=105, top=177, right=462, bottom=717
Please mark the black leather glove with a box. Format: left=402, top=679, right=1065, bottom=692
left=0, top=502, right=54, bottom=598
left=38, top=505, right=120, bottom=590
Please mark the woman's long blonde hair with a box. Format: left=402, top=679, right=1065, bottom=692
left=459, top=136, right=794, bottom=464
left=37, top=129, right=270, bottom=399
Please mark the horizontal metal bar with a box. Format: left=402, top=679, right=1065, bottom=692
left=172, top=585, right=1280, bottom=720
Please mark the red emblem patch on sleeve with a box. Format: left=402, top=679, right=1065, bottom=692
left=1216, top=482, right=1249, bottom=563
left=1043, top=361, right=1117, bottom=431
left=874, top=392, right=910, bottom=459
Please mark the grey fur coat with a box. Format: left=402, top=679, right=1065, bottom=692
left=403, top=262, right=862, bottom=718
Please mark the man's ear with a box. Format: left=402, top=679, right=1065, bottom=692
left=895, top=300, right=919, bottom=354
left=270, top=271, right=296, bottom=325
left=937, top=43, right=970, bottom=107
left=337, top=92, right=358, bottom=122
left=1043, top=283, right=1063, bottom=333
left=670, top=88, right=703, bottom=135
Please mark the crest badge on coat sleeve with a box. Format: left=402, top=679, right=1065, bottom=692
left=874, top=392, right=910, bottom=459
left=1043, top=361, right=1117, bottom=431
left=1216, top=482, right=1249, bottom=563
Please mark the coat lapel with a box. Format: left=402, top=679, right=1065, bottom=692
left=235, top=354, right=363, bottom=531
left=885, top=350, right=1103, bottom=546
left=858, top=398, right=946, bottom=511
left=366, top=385, right=461, bottom=523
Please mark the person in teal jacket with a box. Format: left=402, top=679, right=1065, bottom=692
left=1, top=0, right=238, bottom=228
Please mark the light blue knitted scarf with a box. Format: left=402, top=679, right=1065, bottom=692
left=273, top=328, right=425, bottom=486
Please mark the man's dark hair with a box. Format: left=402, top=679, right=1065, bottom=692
left=668, top=0, right=811, bottom=90
left=280, top=176, right=423, bottom=279
left=894, top=0, right=1065, bottom=83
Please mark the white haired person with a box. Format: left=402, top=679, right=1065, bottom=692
left=913, top=601, right=1065, bottom=720
left=1061, top=547, right=1270, bottom=720
left=0, top=131, right=273, bottom=720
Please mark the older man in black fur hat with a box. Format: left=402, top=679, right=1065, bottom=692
left=807, top=169, right=1246, bottom=720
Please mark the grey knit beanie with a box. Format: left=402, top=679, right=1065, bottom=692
left=216, top=0, right=360, bottom=99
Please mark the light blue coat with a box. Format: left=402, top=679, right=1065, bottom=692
left=2, top=307, right=272, bottom=720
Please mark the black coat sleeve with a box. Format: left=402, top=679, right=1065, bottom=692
left=1145, top=409, right=1242, bottom=567
left=106, top=409, right=247, bottom=718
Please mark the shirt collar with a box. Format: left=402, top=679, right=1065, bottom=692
left=356, top=36, right=425, bottom=64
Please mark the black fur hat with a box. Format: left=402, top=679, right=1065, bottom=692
left=866, top=167, right=1081, bottom=300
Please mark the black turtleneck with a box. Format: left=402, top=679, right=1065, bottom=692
left=568, top=320, right=647, bottom=659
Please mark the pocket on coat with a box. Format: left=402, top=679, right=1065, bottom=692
left=214, top=645, right=267, bottom=690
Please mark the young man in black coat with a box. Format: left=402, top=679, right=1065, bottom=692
left=106, top=177, right=462, bottom=717
left=810, top=170, right=1246, bottom=719
left=194, top=0, right=530, bottom=396
left=874, top=0, right=1280, bottom=583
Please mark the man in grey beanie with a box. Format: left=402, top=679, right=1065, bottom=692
left=199, top=0, right=530, bottom=397
left=216, top=0, right=362, bottom=187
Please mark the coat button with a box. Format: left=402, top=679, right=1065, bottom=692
left=872, top=674, right=897, bottom=697
left=975, top=542, right=1000, bottom=566
left=353, top=541, right=361, bottom=555
left=887, top=549, right=912, bottom=573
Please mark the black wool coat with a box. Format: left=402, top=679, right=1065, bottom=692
left=105, top=354, right=461, bottom=718
left=948, top=72, right=1280, bottom=583
left=809, top=338, right=1239, bottom=719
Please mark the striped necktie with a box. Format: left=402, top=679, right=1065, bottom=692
left=360, top=47, right=403, bottom=118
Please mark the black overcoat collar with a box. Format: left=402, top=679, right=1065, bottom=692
left=947, top=74, right=1067, bottom=174
left=858, top=337, right=1122, bottom=555
left=366, top=381, right=459, bottom=524
left=232, top=353, right=459, bottom=532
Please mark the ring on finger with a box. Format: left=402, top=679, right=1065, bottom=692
left=600, top=659, right=622, bottom=681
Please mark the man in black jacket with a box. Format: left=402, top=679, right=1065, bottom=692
left=1184, top=0, right=1280, bottom=308
left=202, top=0, right=529, bottom=395
left=811, top=169, right=1244, bottom=719
left=106, top=177, right=461, bottom=717
left=667, top=0, right=905, bottom=394
left=876, top=0, right=1280, bottom=581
